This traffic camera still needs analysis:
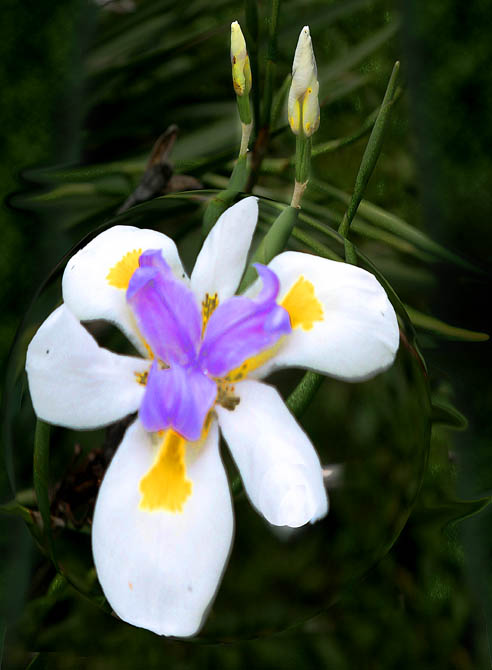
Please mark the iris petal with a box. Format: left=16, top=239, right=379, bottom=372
left=199, top=264, right=291, bottom=378
left=139, top=362, right=217, bottom=442
left=127, top=250, right=202, bottom=366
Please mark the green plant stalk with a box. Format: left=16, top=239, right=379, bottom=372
left=286, top=370, right=324, bottom=417
left=236, top=92, right=252, bottom=126
left=338, top=61, right=400, bottom=242
left=295, top=135, right=311, bottom=184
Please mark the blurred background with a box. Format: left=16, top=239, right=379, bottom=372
left=1, top=0, right=491, bottom=667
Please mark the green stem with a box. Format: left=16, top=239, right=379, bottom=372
left=294, top=135, right=310, bottom=184
left=287, top=371, right=324, bottom=418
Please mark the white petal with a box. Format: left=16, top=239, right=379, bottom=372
left=217, top=379, right=327, bottom=528
left=251, top=252, right=399, bottom=381
left=291, top=26, right=317, bottom=100
left=190, top=197, right=258, bottom=302
left=62, top=225, right=185, bottom=353
left=92, top=419, right=233, bottom=637
left=26, top=305, right=148, bottom=429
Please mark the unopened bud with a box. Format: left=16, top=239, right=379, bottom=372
left=231, top=21, right=252, bottom=97
left=288, top=26, right=320, bottom=137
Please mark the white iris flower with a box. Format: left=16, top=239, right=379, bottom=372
left=26, top=197, right=399, bottom=637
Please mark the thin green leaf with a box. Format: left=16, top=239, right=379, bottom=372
left=422, top=497, right=492, bottom=528
left=431, top=400, right=468, bottom=431
left=320, top=21, right=400, bottom=85
left=338, top=61, right=400, bottom=239
left=25, top=652, right=47, bottom=669
left=313, top=180, right=480, bottom=272
left=404, top=305, right=489, bottom=342
left=0, top=500, right=36, bottom=526
left=262, top=0, right=281, bottom=128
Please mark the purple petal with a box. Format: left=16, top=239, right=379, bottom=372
left=198, top=264, right=291, bottom=378
left=127, top=250, right=201, bottom=366
left=139, top=362, right=217, bottom=442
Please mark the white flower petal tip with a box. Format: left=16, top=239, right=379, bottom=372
left=62, top=225, right=185, bottom=353
left=258, top=463, right=329, bottom=528
left=217, top=380, right=328, bottom=530
left=25, top=305, right=148, bottom=429
left=250, top=252, right=399, bottom=382
left=191, top=197, right=259, bottom=301
left=92, top=420, right=234, bottom=638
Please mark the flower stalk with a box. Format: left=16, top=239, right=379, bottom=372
left=202, top=22, right=253, bottom=235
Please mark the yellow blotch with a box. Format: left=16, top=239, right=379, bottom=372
left=106, top=249, right=142, bottom=289
left=281, top=276, right=324, bottom=330
left=139, top=431, right=192, bottom=513
left=225, top=339, right=284, bottom=382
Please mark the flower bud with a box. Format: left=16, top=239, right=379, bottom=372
left=231, top=21, right=252, bottom=97
left=288, top=26, right=320, bottom=137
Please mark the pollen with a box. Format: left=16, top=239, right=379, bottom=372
left=217, top=382, right=240, bottom=411
left=281, top=276, right=324, bottom=330
left=139, top=430, right=192, bottom=513
left=134, top=370, right=148, bottom=386
left=106, top=249, right=142, bottom=289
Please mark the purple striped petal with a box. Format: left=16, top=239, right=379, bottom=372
left=198, top=264, right=291, bottom=378
left=127, top=250, right=201, bottom=366
left=139, top=362, right=217, bottom=442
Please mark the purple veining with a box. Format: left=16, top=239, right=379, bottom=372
left=127, top=253, right=291, bottom=440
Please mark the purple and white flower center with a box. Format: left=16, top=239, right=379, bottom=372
left=127, top=249, right=291, bottom=441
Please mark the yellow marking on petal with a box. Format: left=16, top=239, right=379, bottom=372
left=201, top=292, right=219, bottom=337
left=281, top=276, right=324, bottom=330
left=139, top=431, right=192, bottom=513
left=224, top=338, right=284, bottom=382
left=289, top=99, right=301, bottom=134
left=106, top=249, right=142, bottom=289
left=128, top=582, right=133, bottom=590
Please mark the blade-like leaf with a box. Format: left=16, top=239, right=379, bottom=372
left=431, top=400, right=468, bottom=431
left=404, top=305, right=489, bottom=342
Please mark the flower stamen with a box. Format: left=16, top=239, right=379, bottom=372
left=216, top=381, right=240, bottom=411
